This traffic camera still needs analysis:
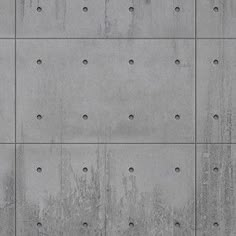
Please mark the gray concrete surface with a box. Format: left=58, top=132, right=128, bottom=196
left=16, top=144, right=194, bottom=236
left=16, top=39, right=194, bottom=143
left=197, top=144, right=236, bottom=236
left=0, top=0, right=14, bottom=38
left=197, top=40, right=236, bottom=143
left=0, top=0, right=236, bottom=236
left=0, top=145, right=15, bottom=236
left=16, top=0, right=194, bottom=38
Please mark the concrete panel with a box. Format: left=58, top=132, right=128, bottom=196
left=16, top=39, right=194, bottom=143
left=16, top=0, right=194, bottom=38
left=0, top=144, right=15, bottom=236
left=197, top=0, right=236, bottom=38
left=0, top=0, right=14, bottom=37
left=197, top=144, right=236, bottom=236
left=197, top=40, right=236, bottom=143
left=0, top=40, right=15, bottom=142
left=106, top=144, right=195, bottom=236
left=16, top=144, right=106, bottom=236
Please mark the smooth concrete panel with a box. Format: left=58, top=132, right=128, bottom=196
left=106, top=144, right=195, bottom=236
left=0, top=145, right=15, bottom=236
left=16, top=144, right=106, bottom=236
left=197, top=144, right=236, bottom=236
left=197, top=0, right=236, bottom=38
left=0, top=0, right=14, bottom=37
left=0, top=40, right=15, bottom=142
left=197, top=40, right=236, bottom=143
left=16, top=0, right=194, bottom=38
left=16, top=39, right=194, bottom=143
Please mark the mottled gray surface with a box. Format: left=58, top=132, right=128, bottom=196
left=0, top=40, right=15, bottom=142
left=17, top=144, right=194, bottom=236
left=197, top=144, right=236, bottom=236
left=0, top=145, right=15, bottom=236
left=197, top=40, right=236, bottom=143
left=16, top=0, right=194, bottom=38
left=0, top=0, right=14, bottom=37
left=197, top=0, right=236, bottom=38
left=16, top=39, right=194, bottom=143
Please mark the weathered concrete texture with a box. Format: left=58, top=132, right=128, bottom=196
left=0, top=40, right=15, bottom=142
left=16, top=39, right=194, bottom=143
left=197, top=144, right=236, bottom=236
left=197, top=0, right=236, bottom=38
left=106, top=144, right=195, bottom=236
left=16, top=144, right=194, bottom=236
left=197, top=40, right=236, bottom=143
left=16, top=0, right=194, bottom=38
left=0, top=145, right=15, bottom=236
left=16, top=144, right=106, bottom=236
left=0, top=0, right=14, bottom=37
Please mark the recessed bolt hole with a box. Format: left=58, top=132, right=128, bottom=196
left=83, top=60, right=88, bottom=65
left=37, top=167, right=42, bottom=173
left=37, top=59, right=42, bottom=65
left=83, top=7, right=88, bottom=12
left=37, top=222, right=42, bottom=227
left=129, top=114, right=134, bottom=120
left=175, top=167, right=180, bottom=173
left=37, top=7, right=42, bottom=12
left=129, top=7, right=134, bottom=12
left=213, top=222, right=219, bottom=227
left=129, top=59, right=134, bottom=65
left=213, top=167, right=219, bottom=172
left=129, top=167, right=134, bottom=173
left=213, top=7, right=219, bottom=12
left=83, top=222, right=88, bottom=227
left=37, top=114, right=42, bottom=120
left=129, top=222, right=134, bottom=227
left=213, top=114, right=219, bottom=120
left=83, top=114, right=88, bottom=120
left=175, top=114, right=180, bottom=120
left=175, top=59, right=180, bottom=65
left=83, top=167, right=88, bottom=172
left=175, top=7, right=180, bottom=12
left=175, top=222, right=181, bottom=227
left=213, top=59, right=219, bottom=65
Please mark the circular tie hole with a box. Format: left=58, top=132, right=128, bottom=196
left=37, top=114, right=42, bottom=120
left=175, top=167, right=180, bottom=173
left=129, top=7, right=134, bottom=12
left=37, top=59, right=42, bottom=65
left=83, top=7, right=88, bottom=12
left=37, top=222, right=42, bottom=227
left=37, top=167, right=42, bottom=173
left=175, top=222, right=181, bottom=227
left=83, top=222, right=88, bottom=227
left=129, top=59, right=134, bottom=65
left=129, top=167, right=134, bottom=173
left=213, top=7, right=219, bottom=12
left=213, top=59, right=219, bottom=65
left=129, top=222, right=134, bottom=227
left=129, top=114, right=134, bottom=120
left=213, top=114, right=219, bottom=120
left=175, top=59, right=180, bottom=65
left=83, top=114, right=88, bottom=120
left=175, top=114, right=180, bottom=120
left=213, top=222, right=219, bottom=227
left=175, top=7, right=180, bottom=12
left=213, top=167, right=219, bottom=172
left=83, top=167, right=88, bottom=173
left=37, top=7, right=42, bottom=12
left=83, top=60, right=88, bottom=65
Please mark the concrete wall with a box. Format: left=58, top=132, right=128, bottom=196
left=0, top=0, right=235, bottom=235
